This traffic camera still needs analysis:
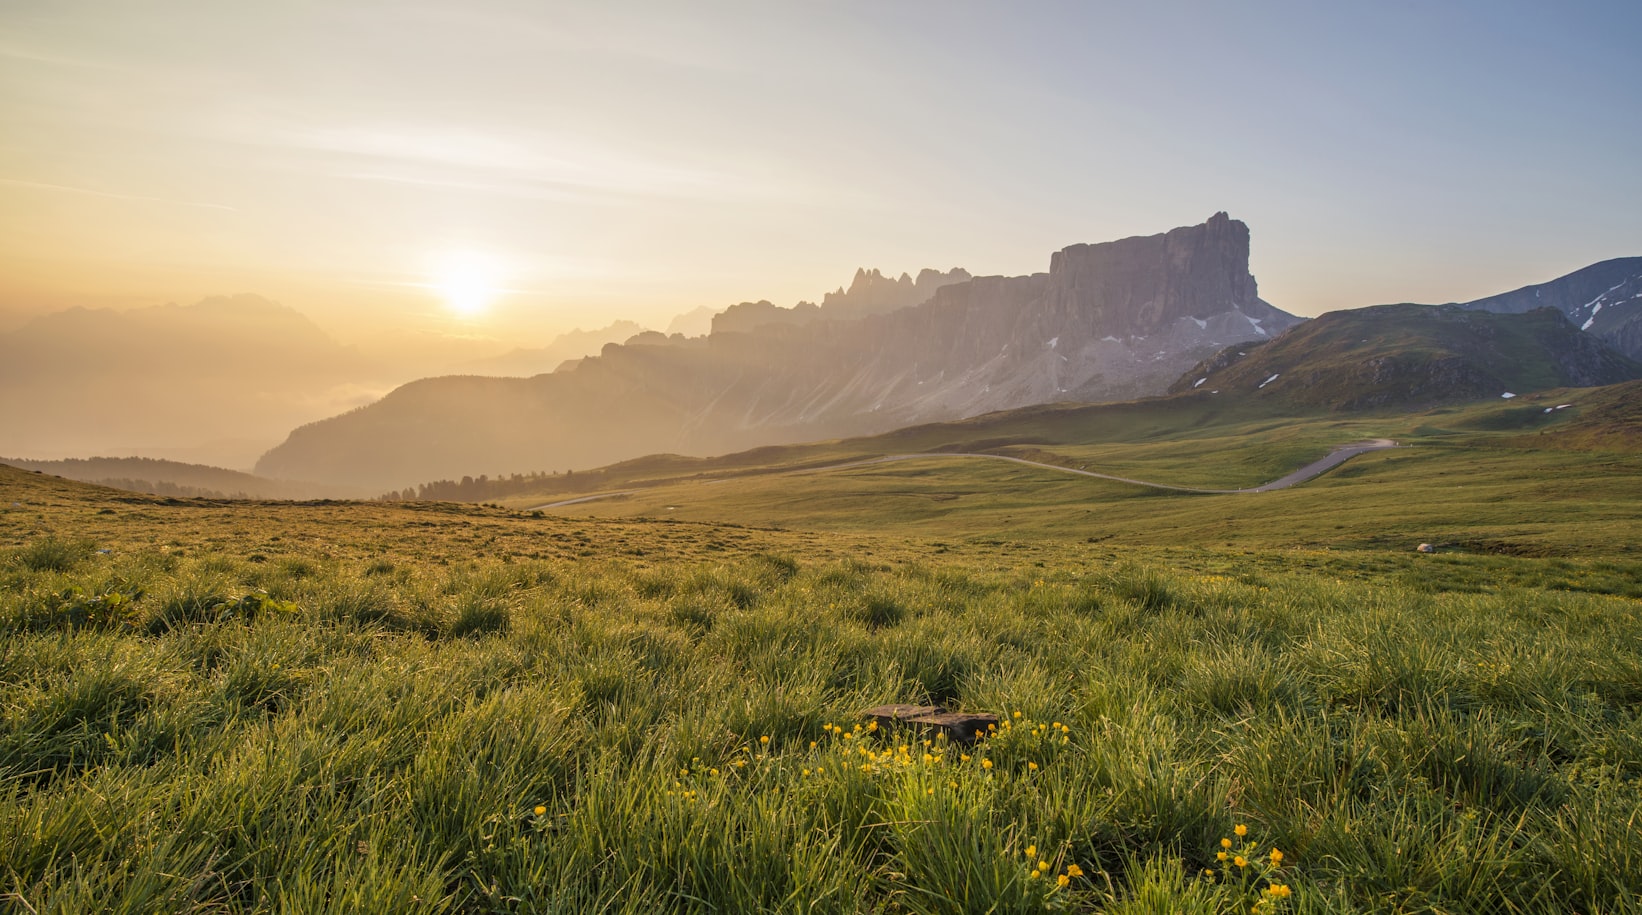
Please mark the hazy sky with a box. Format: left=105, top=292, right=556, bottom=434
left=2, top=0, right=1639, bottom=348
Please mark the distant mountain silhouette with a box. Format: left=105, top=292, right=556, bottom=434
left=1169, top=302, right=1642, bottom=409
left=1456, top=257, right=1642, bottom=360
left=0, top=295, right=382, bottom=467
left=710, top=268, right=972, bottom=335
left=465, top=321, right=649, bottom=376
left=256, top=213, right=1300, bottom=489
left=664, top=305, right=718, bottom=338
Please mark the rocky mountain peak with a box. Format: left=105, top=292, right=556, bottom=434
left=1044, top=212, right=1262, bottom=338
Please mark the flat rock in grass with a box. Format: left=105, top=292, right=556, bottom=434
left=910, top=711, right=1001, bottom=743
left=860, top=705, right=1000, bottom=743
left=862, top=704, right=943, bottom=725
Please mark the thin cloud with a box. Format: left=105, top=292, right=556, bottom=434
left=0, top=178, right=236, bottom=211
left=0, top=41, right=125, bottom=71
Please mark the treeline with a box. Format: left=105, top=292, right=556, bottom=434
left=377, top=470, right=587, bottom=503
left=91, top=478, right=245, bottom=500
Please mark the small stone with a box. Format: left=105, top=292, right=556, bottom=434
left=1416, top=543, right=1435, bottom=553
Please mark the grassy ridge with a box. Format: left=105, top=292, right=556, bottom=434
left=501, top=385, right=1639, bottom=559
left=541, top=436, right=1642, bottom=557
left=3, top=467, right=1641, bottom=912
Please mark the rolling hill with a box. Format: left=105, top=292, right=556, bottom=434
left=1167, top=303, right=1642, bottom=409
left=1458, top=256, right=1642, bottom=359
left=0, top=456, right=364, bottom=500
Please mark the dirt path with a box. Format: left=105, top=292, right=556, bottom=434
left=527, top=439, right=1400, bottom=509
left=788, top=439, right=1398, bottom=494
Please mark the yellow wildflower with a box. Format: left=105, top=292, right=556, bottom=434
left=1221, top=838, right=1232, bottom=848
left=1234, top=855, right=1247, bottom=868
left=1234, top=823, right=1248, bottom=837
left=1066, top=865, right=1083, bottom=878
left=1057, top=873, right=1069, bottom=887
left=981, top=759, right=993, bottom=769
left=760, top=735, right=770, bottom=745
left=1270, top=848, right=1284, bottom=865
left=1037, top=860, right=1049, bottom=872
left=1027, top=762, right=1039, bottom=771
left=1217, top=851, right=1228, bottom=861
left=532, top=805, right=546, bottom=816
left=1025, top=845, right=1037, bottom=858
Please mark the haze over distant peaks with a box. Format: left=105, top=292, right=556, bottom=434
left=465, top=321, right=649, bottom=377
left=0, top=294, right=383, bottom=467
left=256, top=213, right=1301, bottom=489
left=711, top=267, right=972, bottom=335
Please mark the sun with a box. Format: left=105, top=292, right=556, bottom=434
left=431, top=251, right=505, bottom=318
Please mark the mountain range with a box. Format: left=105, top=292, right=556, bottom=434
left=7, top=214, right=1636, bottom=498
left=255, top=213, right=1304, bottom=489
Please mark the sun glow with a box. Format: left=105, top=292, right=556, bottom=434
left=431, top=251, right=506, bottom=318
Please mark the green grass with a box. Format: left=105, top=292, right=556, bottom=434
left=3, top=462, right=1642, bottom=912
left=518, top=386, right=1642, bottom=557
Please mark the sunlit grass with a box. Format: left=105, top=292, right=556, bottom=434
left=2, top=465, right=1640, bottom=911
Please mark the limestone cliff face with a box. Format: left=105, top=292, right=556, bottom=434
left=257, top=214, right=1297, bottom=489
left=1044, top=211, right=1263, bottom=336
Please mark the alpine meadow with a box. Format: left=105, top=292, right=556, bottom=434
left=4, top=3, right=1642, bottom=914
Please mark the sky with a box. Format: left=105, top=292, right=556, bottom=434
left=2, top=0, right=1639, bottom=351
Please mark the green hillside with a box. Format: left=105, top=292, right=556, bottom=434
left=1168, top=303, right=1641, bottom=410
left=509, top=384, right=1639, bottom=557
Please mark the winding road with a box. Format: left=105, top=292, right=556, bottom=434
left=526, top=439, right=1400, bottom=509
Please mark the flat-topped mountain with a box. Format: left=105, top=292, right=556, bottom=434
left=1458, top=257, right=1642, bottom=360
left=257, top=214, right=1299, bottom=489
left=1169, top=303, right=1642, bottom=409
